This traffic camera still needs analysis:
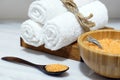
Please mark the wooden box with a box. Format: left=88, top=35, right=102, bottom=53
left=20, top=38, right=81, bottom=61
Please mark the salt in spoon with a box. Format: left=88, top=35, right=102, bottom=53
left=1, top=56, right=69, bottom=76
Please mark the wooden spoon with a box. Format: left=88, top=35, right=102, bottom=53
left=1, top=56, right=69, bottom=76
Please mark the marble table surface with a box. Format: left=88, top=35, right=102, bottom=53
left=0, top=19, right=120, bottom=80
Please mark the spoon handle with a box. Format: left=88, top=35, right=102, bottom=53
left=1, top=56, right=38, bottom=67
left=87, top=36, right=103, bottom=49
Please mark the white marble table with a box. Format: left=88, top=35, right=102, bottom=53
left=0, top=19, right=120, bottom=80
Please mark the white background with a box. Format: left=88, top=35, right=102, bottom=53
left=0, top=0, right=120, bottom=20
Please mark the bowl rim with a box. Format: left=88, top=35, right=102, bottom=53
left=78, top=29, right=120, bottom=57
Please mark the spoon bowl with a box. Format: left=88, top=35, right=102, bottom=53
left=1, top=56, right=69, bottom=76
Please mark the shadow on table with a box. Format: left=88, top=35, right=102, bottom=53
left=22, top=48, right=68, bottom=61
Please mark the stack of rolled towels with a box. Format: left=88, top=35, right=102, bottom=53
left=21, top=0, right=108, bottom=51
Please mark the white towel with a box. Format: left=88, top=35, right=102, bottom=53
left=28, top=0, right=95, bottom=24
left=21, top=19, right=44, bottom=47
left=43, top=0, right=108, bottom=50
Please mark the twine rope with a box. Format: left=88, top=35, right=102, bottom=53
left=61, top=0, right=95, bottom=32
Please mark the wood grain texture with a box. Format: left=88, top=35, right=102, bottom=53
left=20, top=38, right=81, bottom=61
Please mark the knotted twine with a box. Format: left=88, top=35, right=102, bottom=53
left=61, top=0, right=95, bottom=32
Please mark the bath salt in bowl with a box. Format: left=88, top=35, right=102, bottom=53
left=78, top=29, right=120, bottom=78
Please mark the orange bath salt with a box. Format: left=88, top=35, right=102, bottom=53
left=84, top=38, right=120, bottom=54
left=45, top=64, right=68, bottom=72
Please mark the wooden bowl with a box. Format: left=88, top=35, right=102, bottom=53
left=78, top=29, right=120, bottom=78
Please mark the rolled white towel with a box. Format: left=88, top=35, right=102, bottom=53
left=43, top=0, right=108, bottom=50
left=21, top=19, right=44, bottom=47
left=28, top=0, right=95, bottom=24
